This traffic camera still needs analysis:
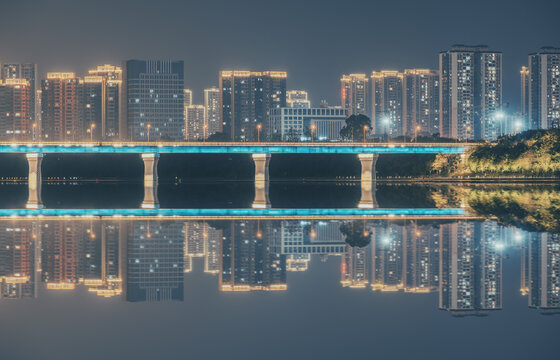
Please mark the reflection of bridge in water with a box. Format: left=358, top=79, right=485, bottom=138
left=0, top=207, right=479, bottom=220
left=0, top=142, right=467, bottom=210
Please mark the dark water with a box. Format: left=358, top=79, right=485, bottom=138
left=0, top=182, right=558, bottom=360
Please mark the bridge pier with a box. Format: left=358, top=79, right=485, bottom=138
left=26, top=153, right=43, bottom=209
left=252, top=153, right=271, bottom=209
left=358, top=153, right=378, bottom=209
left=140, top=153, right=159, bottom=209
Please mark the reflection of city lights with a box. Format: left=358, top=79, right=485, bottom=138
left=382, top=237, right=391, bottom=245
left=495, top=242, right=505, bottom=251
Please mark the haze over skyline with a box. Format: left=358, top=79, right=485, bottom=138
left=1, top=0, right=559, bottom=109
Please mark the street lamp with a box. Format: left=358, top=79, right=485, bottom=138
left=515, top=121, right=522, bottom=134
left=32, top=123, right=37, bottom=141
left=147, top=124, right=151, bottom=142
left=414, top=125, right=421, bottom=143
left=257, top=123, right=262, bottom=142
left=363, top=125, right=368, bottom=143
left=382, top=117, right=390, bottom=142
left=465, top=125, right=471, bottom=143
left=494, top=110, right=505, bottom=137
left=203, top=124, right=208, bottom=143
left=310, top=124, right=316, bottom=143
left=89, top=123, right=96, bottom=142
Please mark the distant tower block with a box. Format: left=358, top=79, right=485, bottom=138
left=358, top=153, right=378, bottom=209
left=252, top=153, right=271, bottom=209
left=26, top=153, right=43, bottom=209
left=141, top=153, right=159, bottom=209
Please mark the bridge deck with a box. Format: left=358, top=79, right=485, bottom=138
left=0, top=208, right=476, bottom=220
left=0, top=142, right=468, bottom=154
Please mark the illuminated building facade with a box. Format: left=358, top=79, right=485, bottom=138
left=183, top=89, right=193, bottom=107
left=439, top=45, right=502, bottom=140
left=403, top=69, right=439, bottom=137
left=403, top=225, right=439, bottom=292
left=340, top=74, right=368, bottom=117
left=371, top=226, right=404, bottom=291
left=126, top=221, right=184, bottom=302
left=341, top=245, right=369, bottom=288
left=528, top=47, right=560, bottom=130
left=41, top=73, right=82, bottom=141
left=1, top=63, right=39, bottom=122
left=372, top=71, right=404, bottom=137
left=0, top=223, right=39, bottom=299
left=269, top=107, right=346, bottom=141
left=185, top=105, right=205, bottom=140
left=439, top=222, right=502, bottom=316
left=204, top=87, right=221, bottom=136
left=84, top=65, right=122, bottom=140
left=527, top=233, right=560, bottom=314
left=219, top=71, right=287, bottom=141
left=287, top=90, right=311, bottom=108
left=0, top=79, right=33, bottom=140
left=220, top=221, right=286, bottom=291
left=520, top=66, right=530, bottom=127
left=120, top=60, right=185, bottom=141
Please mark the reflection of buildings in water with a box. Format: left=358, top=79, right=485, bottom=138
left=371, top=225, right=404, bottom=292
left=0, top=222, right=40, bottom=299
left=0, top=218, right=557, bottom=316
left=439, top=222, right=502, bottom=317
left=403, top=224, right=439, bottom=293
left=277, top=220, right=346, bottom=259
left=126, top=221, right=184, bottom=302
left=341, top=245, right=369, bottom=288
left=525, top=233, right=560, bottom=314
left=287, top=254, right=310, bottom=272
left=183, top=222, right=222, bottom=275
left=220, top=221, right=287, bottom=291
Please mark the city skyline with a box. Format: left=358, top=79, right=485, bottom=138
left=1, top=0, right=558, bottom=111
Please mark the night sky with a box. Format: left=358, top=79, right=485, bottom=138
left=1, top=0, right=559, bottom=109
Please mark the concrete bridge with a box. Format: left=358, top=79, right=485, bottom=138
left=0, top=142, right=467, bottom=210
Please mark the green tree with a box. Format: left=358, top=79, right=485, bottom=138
left=206, top=132, right=232, bottom=142
left=340, top=114, right=371, bottom=141
left=340, top=222, right=371, bottom=248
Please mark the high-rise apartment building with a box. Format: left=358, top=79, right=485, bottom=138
left=520, top=66, right=530, bottom=126
left=527, top=47, right=560, bottom=130
left=183, top=89, right=193, bottom=107
left=0, top=79, right=33, bottom=140
left=287, top=90, right=311, bottom=108
left=85, top=65, right=122, bottom=140
left=341, top=245, right=369, bottom=288
left=371, top=71, right=404, bottom=136
left=526, top=233, right=560, bottom=314
left=403, top=69, right=439, bottom=137
left=340, top=74, right=368, bottom=117
left=41, top=73, right=82, bottom=141
left=184, top=105, right=205, bottom=140
left=1, top=63, right=39, bottom=122
left=371, top=225, right=404, bottom=291
left=219, top=71, right=287, bottom=141
left=120, top=60, right=184, bottom=141
left=204, top=87, right=221, bottom=136
left=439, top=45, right=502, bottom=140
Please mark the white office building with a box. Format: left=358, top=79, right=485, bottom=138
left=270, top=107, right=346, bottom=141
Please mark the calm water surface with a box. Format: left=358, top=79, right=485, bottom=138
left=0, top=183, right=558, bottom=360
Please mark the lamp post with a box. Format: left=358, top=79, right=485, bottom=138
left=382, top=117, right=390, bottom=142
left=310, top=124, right=316, bottom=143
left=363, top=125, right=368, bottom=143
left=203, top=124, right=208, bottom=143
left=32, top=123, right=37, bottom=141
left=147, top=124, right=151, bottom=142
left=257, top=123, right=262, bottom=142
left=465, top=125, right=471, bottom=143
left=90, top=123, right=96, bottom=142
